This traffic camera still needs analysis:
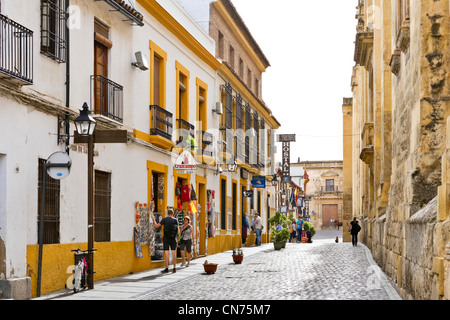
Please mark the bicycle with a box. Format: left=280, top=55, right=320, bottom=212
left=71, top=248, right=91, bottom=293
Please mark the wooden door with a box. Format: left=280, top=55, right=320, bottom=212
left=94, top=41, right=108, bottom=115
left=322, top=204, right=338, bottom=229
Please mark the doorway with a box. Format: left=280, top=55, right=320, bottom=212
left=196, top=176, right=207, bottom=256
left=322, top=204, right=338, bottom=229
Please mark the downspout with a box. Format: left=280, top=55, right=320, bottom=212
left=65, top=0, right=70, bottom=154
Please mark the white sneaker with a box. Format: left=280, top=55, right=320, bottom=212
left=181, top=261, right=186, bottom=267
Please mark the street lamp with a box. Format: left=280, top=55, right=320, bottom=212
left=74, top=102, right=96, bottom=136
left=74, top=102, right=96, bottom=290
left=271, top=174, right=278, bottom=186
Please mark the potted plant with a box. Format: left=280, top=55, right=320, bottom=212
left=232, top=248, right=244, bottom=264
left=302, top=221, right=316, bottom=243
left=203, top=260, right=218, bottom=274
left=268, top=211, right=290, bottom=250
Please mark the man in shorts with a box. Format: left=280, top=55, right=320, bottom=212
left=152, top=208, right=179, bottom=273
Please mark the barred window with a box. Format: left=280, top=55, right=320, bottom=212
left=41, top=0, right=67, bottom=63
left=95, top=170, right=111, bottom=242
left=38, top=159, right=60, bottom=244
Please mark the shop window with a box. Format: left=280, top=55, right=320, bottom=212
left=38, top=159, right=60, bottom=244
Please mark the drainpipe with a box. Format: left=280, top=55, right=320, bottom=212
left=65, top=0, right=70, bottom=155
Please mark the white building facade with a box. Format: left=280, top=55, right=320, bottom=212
left=0, top=0, right=279, bottom=299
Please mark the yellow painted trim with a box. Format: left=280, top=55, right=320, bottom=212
left=137, top=0, right=221, bottom=71
left=212, top=1, right=267, bottom=73
left=133, top=129, right=175, bottom=150
left=232, top=179, right=238, bottom=231
left=176, top=60, right=190, bottom=122
left=220, top=174, right=227, bottom=231
left=147, top=160, right=168, bottom=219
left=149, top=40, right=167, bottom=108
left=196, top=77, right=208, bottom=132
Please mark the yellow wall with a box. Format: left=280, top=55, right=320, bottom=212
left=27, top=241, right=167, bottom=297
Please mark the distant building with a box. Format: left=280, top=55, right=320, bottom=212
left=292, top=161, right=343, bottom=230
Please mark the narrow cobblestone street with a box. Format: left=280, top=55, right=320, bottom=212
left=137, top=231, right=401, bottom=301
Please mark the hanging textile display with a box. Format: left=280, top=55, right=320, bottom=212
left=134, top=227, right=143, bottom=258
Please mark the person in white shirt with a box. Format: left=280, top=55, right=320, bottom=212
left=253, top=213, right=263, bottom=246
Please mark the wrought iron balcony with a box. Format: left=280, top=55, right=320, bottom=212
left=0, top=14, right=33, bottom=84
left=90, top=75, right=123, bottom=123
left=149, top=105, right=173, bottom=141
left=197, top=130, right=213, bottom=157
left=176, top=119, right=195, bottom=146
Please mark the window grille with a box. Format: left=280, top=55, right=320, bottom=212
left=38, top=159, right=60, bottom=244
left=95, top=170, right=111, bottom=242
left=41, top=0, right=67, bottom=63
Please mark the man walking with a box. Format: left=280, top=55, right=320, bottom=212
left=253, top=213, right=263, bottom=246
left=349, top=217, right=361, bottom=246
left=152, top=208, right=179, bottom=273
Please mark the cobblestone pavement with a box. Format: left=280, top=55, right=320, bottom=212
left=138, top=231, right=401, bottom=300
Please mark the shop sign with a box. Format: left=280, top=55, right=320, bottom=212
left=174, top=150, right=196, bottom=174
left=243, top=190, right=253, bottom=198
left=251, top=176, right=266, bottom=188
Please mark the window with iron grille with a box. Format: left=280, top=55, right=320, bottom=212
left=326, top=179, right=335, bottom=192
left=41, top=0, right=67, bottom=63
left=95, top=170, right=111, bottom=242
left=38, top=159, right=60, bottom=244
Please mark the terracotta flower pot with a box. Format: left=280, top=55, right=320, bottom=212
left=232, top=254, right=244, bottom=264
left=203, top=263, right=218, bottom=274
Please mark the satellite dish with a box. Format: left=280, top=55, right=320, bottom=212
left=46, top=152, right=72, bottom=180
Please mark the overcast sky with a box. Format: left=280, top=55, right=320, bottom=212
left=231, top=0, right=357, bottom=163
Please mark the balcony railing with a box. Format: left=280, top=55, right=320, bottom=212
left=149, top=105, right=173, bottom=141
left=176, top=119, right=195, bottom=146
left=197, top=130, right=213, bottom=157
left=91, top=75, right=123, bottom=123
left=0, top=14, right=33, bottom=84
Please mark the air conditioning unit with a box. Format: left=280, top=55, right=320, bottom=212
left=131, top=51, right=149, bottom=71
left=213, top=102, right=223, bottom=115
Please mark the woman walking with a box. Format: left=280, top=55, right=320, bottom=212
left=179, top=216, right=195, bottom=267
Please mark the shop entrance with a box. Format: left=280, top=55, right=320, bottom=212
left=196, top=176, right=207, bottom=256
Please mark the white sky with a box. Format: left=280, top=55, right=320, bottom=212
left=231, top=0, right=357, bottom=163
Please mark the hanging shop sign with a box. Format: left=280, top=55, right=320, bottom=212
left=174, top=150, right=196, bottom=174
left=251, top=176, right=266, bottom=188
left=243, top=190, right=254, bottom=198
left=278, top=134, right=295, bottom=179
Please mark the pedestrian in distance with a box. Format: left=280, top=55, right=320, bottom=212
left=253, top=212, right=263, bottom=246
left=289, top=219, right=297, bottom=243
left=349, top=217, right=361, bottom=246
left=242, top=213, right=249, bottom=246
left=152, top=208, right=179, bottom=273
left=179, top=216, right=195, bottom=267
left=296, top=217, right=304, bottom=243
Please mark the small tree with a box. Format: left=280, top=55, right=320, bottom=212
left=303, top=221, right=316, bottom=237
left=268, top=211, right=290, bottom=242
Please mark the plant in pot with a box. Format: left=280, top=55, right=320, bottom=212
left=302, top=221, right=316, bottom=243
left=232, top=248, right=244, bottom=264
left=268, top=211, right=290, bottom=250
left=203, top=260, right=218, bottom=274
